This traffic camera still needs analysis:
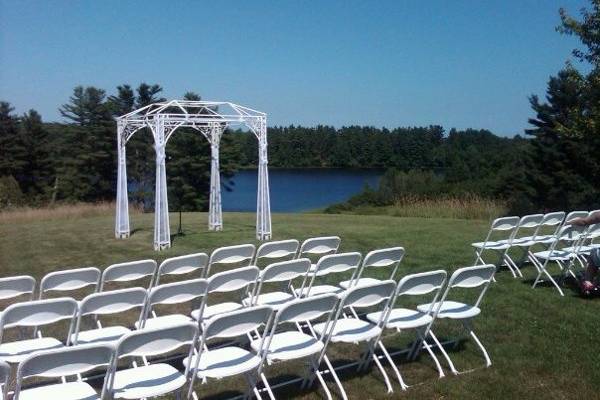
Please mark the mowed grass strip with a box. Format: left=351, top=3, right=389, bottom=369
left=0, top=210, right=598, bottom=399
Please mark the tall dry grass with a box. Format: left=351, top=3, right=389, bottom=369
left=350, top=195, right=507, bottom=220
left=0, top=202, right=141, bottom=224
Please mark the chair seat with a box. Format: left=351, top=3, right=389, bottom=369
left=506, top=237, right=538, bottom=247
left=295, top=284, right=343, bottom=298
left=111, top=363, right=186, bottom=399
left=417, top=301, right=481, bottom=319
left=242, top=291, right=295, bottom=310
left=252, top=331, right=323, bottom=361
left=367, top=308, right=432, bottom=330
left=471, top=241, right=509, bottom=250
left=73, top=326, right=130, bottom=345
left=532, top=250, right=572, bottom=261
left=339, top=277, right=382, bottom=289
left=0, top=337, right=63, bottom=363
left=184, top=346, right=261, bottom=379
left=191, top=302, right=242, bottom=321
left=313, top=318, right=381, bottom=343
left=561, top=246, right=591, bottom=254
left=18, top=381, right=99, bottom=400
left=135, top=314, right=192, bottom=330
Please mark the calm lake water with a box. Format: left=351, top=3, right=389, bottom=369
left=222, top=168, right=382, bottom=212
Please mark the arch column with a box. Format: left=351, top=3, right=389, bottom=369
left=152, top=116, right=171, bottom=250
left=115, top=121, right=130, bottom=238
left=208, top=124, right=224, bottom=231
left=255, top=116, right=272, bottom=240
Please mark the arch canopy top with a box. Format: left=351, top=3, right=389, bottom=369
left=117, top=100, right=266, bottom=130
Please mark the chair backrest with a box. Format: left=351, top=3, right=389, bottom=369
left=536, top=211, right=566, bottom=238
left=565, top=211, right=589, bottom=224
left=156, top=253, right=208, bottom=285
left=339, top=280, right=396, bottom=310
left=313, top=252, right=362, bottom=277
left=143, top=279, right=208, bottom=326
left=79, top=287, right=148, bottom=317
left=254, top=239, right=300, bottom=265
left=100, top=259, right=157, bottom=291
left=39, top=267, right=101, bottom=299
left=479, top=216, right=520, bottom=246
left=203, top=305, right=273, bottom=340
left=437, top=265, right=495, bottom=312
left=299, top=252, right=361, bottom=297
left=207, top=244, right=256, bottom=276
left=352, top=247, right=405, bottom=284
left=14, top=343, right=114, bottom=400
left=0, top=275, right=36, bottom=303
left=275, top=294, right=339, bottom=329
left=0, top=297, right=78, bottom=343
left=115, top=322, right=198, bottom=359
left=298, top=236, right=341, bottom=258
left=206, top=266, right=260, bottom=294
left=74, top=288, right=147, bottom=344
left=250, top=259, right=311, bottom=305
left=394, top=269, right=447, bottom=298
left=512, top=214, right=544, bottom=240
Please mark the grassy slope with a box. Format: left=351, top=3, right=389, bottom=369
left=1, top=211, right=599, bottom=399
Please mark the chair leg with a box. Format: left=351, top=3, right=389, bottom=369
left=463, top=320, right=491, bottom=368
left=428, top=329, right=458, bottom=375
left=411, top=328, right=445, bottom=378
left=367, top=340, right=394, bottom=394
left=260, top=372, right=276, bottom=400
left=322, top=354, right=348, bottom=400
left=533, top=261, right=565, bottom=296
left=304, top=357, right=333, bottom=400
left=378, top=340, right=408, bottom=390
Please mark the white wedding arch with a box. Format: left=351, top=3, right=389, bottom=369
left=114, top=100, right=271, bottom=250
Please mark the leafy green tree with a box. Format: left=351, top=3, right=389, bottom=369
left=0, top=102, right=26, bottom=189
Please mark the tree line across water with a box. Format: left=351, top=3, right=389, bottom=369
left=1, top=3, right=600, bottom=217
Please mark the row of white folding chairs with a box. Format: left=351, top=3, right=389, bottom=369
left=0, top=236, right=343, bottom=310
left=529, top=218, right=600, bottom=296
left=472, top=210, right=599, bottom=278
left=1, top=264, right=496, bottom=400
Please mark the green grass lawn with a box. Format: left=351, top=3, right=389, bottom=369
left=0, top=211, right=598, bottom=399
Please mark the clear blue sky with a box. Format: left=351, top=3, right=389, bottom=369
left=0, top=0, right=589, bottom=136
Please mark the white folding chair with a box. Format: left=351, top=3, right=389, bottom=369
left=472, top=216, right=520, bottom=276
left=417, top=264, right=496, bottom=375
left=313, top=280, right=397, bottom=397
left=297, top=236, right=341, bottom=272
left=107, top=322, right=198, bottom=399
left=498, top=214, right=544, bottom=278
left=185, top=306, right=275, bottom=400
left=190, top=266, right=259, bottom=323
left=254, top=294, right=341, bottom=400
left=72, top=287, right=147, bottom=345
left=0, top=360, right=10, bottom=399
left=140, top=278, right=208, bottom=330
left=0, top=297, right=78, bottom=364
left=206, top=244, right=256, bottom=277
left=13, top=343, right=114, bottom=400
left=0, top=275, right=36, bottom=308
left=39, top=267, right=101, bottom=300
left=366, top=270, right=448, bottom=389
left=254, top=239, right=300, bottom=266
left=339, top=247, right=405, bottom=289
left=296, top=252, right=362, bottom=298
left=531, top=224, right=587, bottom=296
left=100, top=259, right=157, bottom=291
left=155, top=253, right=208, bottom=285
left=244, top=259, right=311, bottom=310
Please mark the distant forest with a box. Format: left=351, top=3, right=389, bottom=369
left=0, top=87, right=532, bottom=211
left=0, top=74, right=597, bottom=216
